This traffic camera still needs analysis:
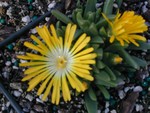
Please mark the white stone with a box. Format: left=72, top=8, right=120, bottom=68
left=45, top=17, right=50, bottom=22
left=104, top=108, right=109, bottom=113
left=13, top=90, right=21, bottom=97
left=142, top=2, right=148, bottom=13
left=25, top=94, right=34, bottom=101
left=39, top=94, right=48, bottom=102
left=30, top=28, right=37, bottom=34
left=22, top=16, right=31, bottom=23
left=13, top=66, right=19, bottom=69
left=97, top=109, right=101, bottom=113
left=6, top=102, right=10, bottom=107
left=105, top=101, right=110, bottom=108
left=118, top=90, right=125, bottom=99
left=124, top=87, right=130, bottom=93
left=133, top=86, right=143, bottom=92
left=20, top=59, right=27, bottom=63
left=48, top=1, right=56, bottom=11
left=5, top=61, right=11, bottom=66
left=135, top=104, right=144, bottom=112
left=11, top=58, right=16, bottom=63
left=110, top=109, right=117, bottom=113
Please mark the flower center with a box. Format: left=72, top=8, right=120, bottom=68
left=57, top=56, right=67, bottom=69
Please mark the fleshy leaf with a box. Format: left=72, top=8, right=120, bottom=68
left=85, top=92, right=98, bottom=113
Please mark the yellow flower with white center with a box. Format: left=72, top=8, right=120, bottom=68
left=102, top=11, right=148, bottom=46
left=17, top=23, right=97, bottom=105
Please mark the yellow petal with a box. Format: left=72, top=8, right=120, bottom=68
left=30, top=35, right=49, bottom=52
left=65, top=23, right=72, bottom=47
left=62, top=75, right=71, bottom=101
left=67, top=24, right=77, bottom=48
left=27, top=74, right=44, bottom=91
left=74, top=60, right=95, bottom=64
left=24, top=65, right=48, bottom=74
left=74, top=53, right=97, bottom=60
left=42, top=78, right=54, bottom=101
left=72, top=64, right=92, bottom=70
left=24, top=42, right=47, bottom=55
left=22, top=68, right=47, bottom=81
left=70, top=33, right=86, bottom=53
left=72, top=36, right=91, bottom=55
left=37, top=75, right=52, bottom=95
left=26, top=53, right=50, bottom=61
left=19, top=62, right=46, bottom=67
left=74, top=47, right=94, bottom=58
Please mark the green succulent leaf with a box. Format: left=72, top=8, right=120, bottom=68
left=131, top=56, right=147, bottom=67
left=95, top=8, right=102, bottom=22
left=56, top=28, right=64, bottom=37
left=93, top=66, right=100, bottom=74
left=97, top=86, right=110, bottom=100
left=94, top=70, right=111, bottom=81
left=96, top=60, right=106, bottom=69
left=87, top=23, right=99, bottom=36
left=76, top=12, right=90, bottom=31
left=84, top=0, right=97, bottom=17
left=103, top=0, right=114, bottom=15
left=51, top=10, right=72, bottom=24
left=91, top=44, right=100, bottom=50
left=104, top=66, right=116, bottom=80
left=88, top=87, right=97, bottom=101
left=105, top=42, right=128, bottom=52
left=91, top=36, right=104, bottom=44
left=128, top=41, right=150, bottom=50
left=85, top=92, right=98, bottom=113
left=74, top=29, right=83, bottom=40
left=87, top=12, right=96, bottom=22
left=117, top=48, right=139, bottom=69
left=95, top=48, right=103, bottom=59
left=99, top=27, right=107, bottom=37
left=116, top=0, right=123, bottom=8
left=95, top=79, right=117, bottom=87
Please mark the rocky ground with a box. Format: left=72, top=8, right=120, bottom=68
left=0, top=0, right=150, bottom=113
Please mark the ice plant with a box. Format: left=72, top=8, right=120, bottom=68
left=102, top=11, right=148, bottom=46
left=17, top=23, right=97, bottom=105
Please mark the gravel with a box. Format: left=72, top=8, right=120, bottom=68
left=0, top=0, right=150, bottom=113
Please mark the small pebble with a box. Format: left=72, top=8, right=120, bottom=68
left=30, top=28, right=37, bottom=34
left=13, top=90, right=21, bottom=97
left=5, top=61, right=11, bottom=66
left=118, top=90, right=125, bottom=99
left=34, top=105, right=43, bottom=112
left=124, top=87, right=130, bottom=93
left=135, top=104, right=144, bottom=112
left=22, top=15, right=31, bottom=23
left=12, top=66, right=19, bottom=69
left=105, top=101, right=109, bottom=108
left=104, top=108, right=109, bottom=113
left=48, top=1, right=56, bottom=11
left=23, top=108, right=30, bottom=112
left=45, top=17, right=50, bottom=22
left=133, top=86, right=143, bottom=92
left=6, top=102, right=10, bottom=107
left=10, top=83, right=22, bottom=90
left=25, top=94, right=34, bottom=102
left=110, top=109, right=117, bottom=113
left=97, top=109, right=101, bottom=113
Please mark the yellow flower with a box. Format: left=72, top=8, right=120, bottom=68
left=102, top=11, right=148, bottom=46
left=17, top=23, right=97, bottom=105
